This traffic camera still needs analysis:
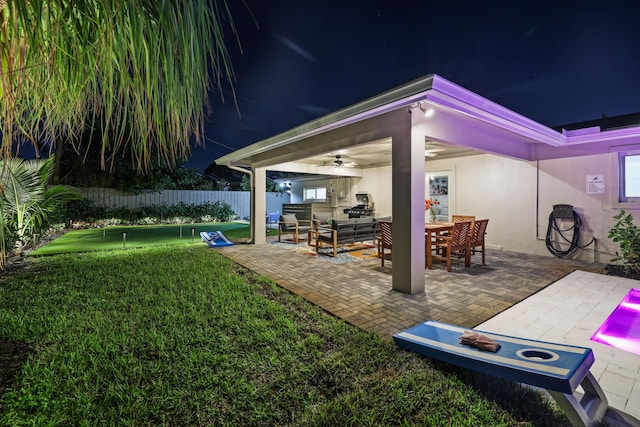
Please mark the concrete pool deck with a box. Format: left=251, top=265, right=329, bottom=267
left=479, top=269, right=640, bottom=421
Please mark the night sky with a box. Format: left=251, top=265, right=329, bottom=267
left=190, top=1, right=640, bottom=171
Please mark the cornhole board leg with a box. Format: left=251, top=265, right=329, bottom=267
left=548, top=371, right=608, bottom=427
left=392, top=320, right=640, bottom=427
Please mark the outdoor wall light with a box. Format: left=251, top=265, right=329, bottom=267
left=419, top=101, right=434, bottom=117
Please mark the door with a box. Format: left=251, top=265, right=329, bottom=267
left=426, top=168, right=454, bottom=221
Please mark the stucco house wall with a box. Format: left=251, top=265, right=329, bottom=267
left=353, top=152, right=622, bottom=264
left=288, top=176, right=359, bottom=218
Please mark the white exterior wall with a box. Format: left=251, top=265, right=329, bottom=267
left=535, top=153, right=619, bottom=260
left=358, top=152, right=628, bottom=264
left=289, top=177, right=360, bottom=219
left=354, top=165, right=392, bottom=218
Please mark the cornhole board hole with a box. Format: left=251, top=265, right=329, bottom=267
left=393, top=320, right=624, bottom=427
left=200, top=231, right=234, bottom=247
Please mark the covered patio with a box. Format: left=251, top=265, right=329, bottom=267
left=216, top=73, right=640, bottom=295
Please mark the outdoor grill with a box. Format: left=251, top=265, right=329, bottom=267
left=344, top=192, right=374, bottom=218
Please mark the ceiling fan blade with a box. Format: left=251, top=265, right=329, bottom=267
left=425, top=148, right=446, bottom=157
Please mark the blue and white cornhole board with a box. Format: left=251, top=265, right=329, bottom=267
left=200, top=231, right=234, bottom=247
left=393, top=320, right=624, bottom=427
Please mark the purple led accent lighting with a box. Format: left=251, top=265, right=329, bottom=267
left=591, top=288, right=640, bottom=356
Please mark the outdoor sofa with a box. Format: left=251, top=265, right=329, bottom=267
left=314, top=217, right=390, bottom=257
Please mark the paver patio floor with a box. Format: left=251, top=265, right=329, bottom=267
left=217, top=238, right=605, bottom=339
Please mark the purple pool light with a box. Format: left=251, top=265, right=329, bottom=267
left=591, top=288, right=640, bottom=355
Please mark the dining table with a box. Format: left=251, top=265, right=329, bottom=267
left=425, top=221, right=454, bottom=269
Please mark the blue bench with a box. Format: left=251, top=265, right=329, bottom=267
left=393, top=320, right=639, bottom=427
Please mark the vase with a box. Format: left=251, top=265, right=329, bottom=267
left=430, top=213, right=438, bottom=223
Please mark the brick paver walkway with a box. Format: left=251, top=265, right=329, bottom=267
left=218, top=239, right=605, bottom=340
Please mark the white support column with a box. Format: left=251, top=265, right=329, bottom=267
left=253, top=167, right=267, bottom=244
left=391, top=110, right=426, bottom=294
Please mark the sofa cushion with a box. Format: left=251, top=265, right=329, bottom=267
left=313, top=212, right=332, bottom=224
left=279, top=214, right=298, bottom=231
left=353, top=218, right=372, bottom=224
left=332, top=219, right=355, bottom=230
left=354, top=219, right=375, bottom=233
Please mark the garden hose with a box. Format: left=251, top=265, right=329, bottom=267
left=545, top=210, right=581, bottom=257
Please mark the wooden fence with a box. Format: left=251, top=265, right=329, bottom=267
left=77, top=188, right=290, bottom=220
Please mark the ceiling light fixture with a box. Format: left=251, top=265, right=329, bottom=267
left=333, top=155, right=344, bottom=168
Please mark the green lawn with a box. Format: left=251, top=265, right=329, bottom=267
left=0, top=243, right=570, bottom=425
left=31, top=222, right=277, bottom=256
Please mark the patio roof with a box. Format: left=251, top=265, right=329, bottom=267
left=215, top=74, right=640, bottom=170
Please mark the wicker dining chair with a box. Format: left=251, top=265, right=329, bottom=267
left=431, top=220, right=472, bottom=271
left=379, top=220, right=393, bottom=267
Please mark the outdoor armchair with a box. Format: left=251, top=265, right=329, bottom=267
left=312, top=212, right=333, bottom=228
left=277, top=214, right=313, bottom=243
left=308, top=212, right=333, bottom=246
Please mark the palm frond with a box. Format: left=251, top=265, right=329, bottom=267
left=0, top=1, right=240, bottom=173
left=0, top=156, right=81, bottom=266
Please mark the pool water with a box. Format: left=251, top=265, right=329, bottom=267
left=591, top=288, right=640, bottom=355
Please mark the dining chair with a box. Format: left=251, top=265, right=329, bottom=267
left=442, top=215, right=475, bottom=239
left=452, top=215, right=475, bottom=223
left=431, top=220, right=472, bottom=271
left=469, top=219, right=489, bottom=264
left=379, top=220, right=393, bottom=267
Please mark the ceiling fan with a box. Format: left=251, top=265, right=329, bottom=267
left=333, top=155, right=358, bottom=168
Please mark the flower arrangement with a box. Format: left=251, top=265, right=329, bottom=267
left=425, top=198, right=440, bottom=220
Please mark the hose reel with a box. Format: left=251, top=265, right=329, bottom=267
left=545, top=204, right=581, bottom=257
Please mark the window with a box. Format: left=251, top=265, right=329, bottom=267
left=303, top=186, right=327, bottom=202
left=619, top=153, right=640, bottom=202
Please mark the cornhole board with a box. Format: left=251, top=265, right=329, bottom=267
left=200, top=231, right=234, bottom=247
left=393, top=320, right=616, bottom=427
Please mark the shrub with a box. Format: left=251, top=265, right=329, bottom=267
left=608, top=209, right=640, bottom=275
left=59, top=199, right=236, bottom=226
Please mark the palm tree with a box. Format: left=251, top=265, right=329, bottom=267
left=0, top=1, right=240, bottom=173
left=0, top=156, right=81, bottom=266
